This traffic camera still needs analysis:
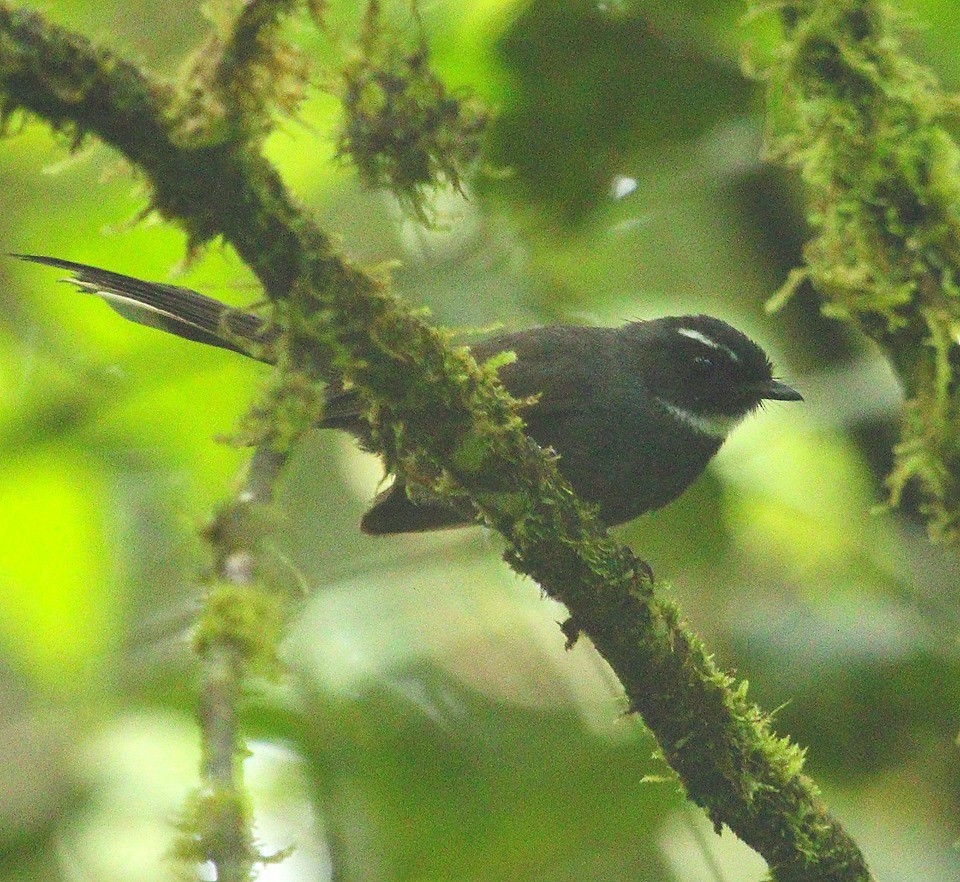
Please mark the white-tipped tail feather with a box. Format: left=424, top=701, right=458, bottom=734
left=14, top=254, right=272, bottom=360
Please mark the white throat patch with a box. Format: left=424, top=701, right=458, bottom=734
left=654, top=397, right=745, bottom=439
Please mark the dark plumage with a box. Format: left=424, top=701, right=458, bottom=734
left=16, top=255, right=802, bottom=534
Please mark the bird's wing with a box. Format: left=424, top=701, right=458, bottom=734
left=470, top=326, right=603, bottom=420
left=318, top=325, right=600, bottom=433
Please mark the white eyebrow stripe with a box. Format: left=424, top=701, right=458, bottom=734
left=676, top=327, right=740, bottom=362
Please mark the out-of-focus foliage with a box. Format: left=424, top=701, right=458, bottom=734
left=0, top=2, right=959, bottom=881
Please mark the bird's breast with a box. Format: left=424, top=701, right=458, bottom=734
left=526, top=399, right=722, bottom=526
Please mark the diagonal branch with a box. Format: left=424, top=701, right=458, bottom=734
left=0, top=5, right=872, bottom=881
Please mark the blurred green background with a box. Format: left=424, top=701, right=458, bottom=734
left=1, top=1, right=960, bottom=880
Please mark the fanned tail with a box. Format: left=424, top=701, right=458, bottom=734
left=14, top=254, right=275, bottom=362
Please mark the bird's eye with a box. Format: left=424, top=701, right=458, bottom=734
left=693, top=355, right=714, bottom=372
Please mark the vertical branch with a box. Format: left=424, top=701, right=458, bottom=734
left=757, top=0, right=960, bottom=540
left=181, top=448, right=291, bottom=882
left=195, top=644, right=253, bottom=882
left=182, top=341, right=321, bottom=880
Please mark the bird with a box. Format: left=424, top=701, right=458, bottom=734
left=15, top=254, right=802, bottom=534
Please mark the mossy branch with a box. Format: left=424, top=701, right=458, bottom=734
left=757, top=0, right=960, bottom=541
left=0, top=5, right=872, bottom=881
left=174, top=0, right=320, bottom=149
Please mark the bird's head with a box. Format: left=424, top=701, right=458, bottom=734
left=632, top=314, right=802, bottom=438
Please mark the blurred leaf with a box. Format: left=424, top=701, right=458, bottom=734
left=0, top=452, right=118, bottom=687
left=257, top=670, right=674, bottom=881
left=490, top=0, right=751, bottom=223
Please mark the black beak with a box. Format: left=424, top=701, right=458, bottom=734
left=761, top=380, right=803, bottom=402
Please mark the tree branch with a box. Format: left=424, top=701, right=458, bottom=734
left=759, top=0, right=960, bottom=541
left=0, top=5, right=872, bottom=880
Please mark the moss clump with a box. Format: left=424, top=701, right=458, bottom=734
left=233, top=362, right=327, bottom=452
left=174, top=786, right=259, bottom=877
left=172, top=0, right=319, bottom=149
left=337, top=2, right=488, bottom=222
left=193, top=582, right=285, bottom=677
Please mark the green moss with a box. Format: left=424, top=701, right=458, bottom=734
left=336, top=2, right=489, bottom=222
left=757, top=0, right=960, bottom=544
left=175, top=786, right=258, bottom=878
left=193, top=583, right=284, bottom=677
left=233, top=362, right=327, bottom=452
left=171, top=0, right=315, bottom=149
